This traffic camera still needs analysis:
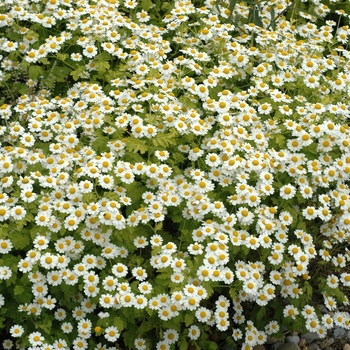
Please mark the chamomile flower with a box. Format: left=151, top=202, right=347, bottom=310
left=0, top=239, right=12, bottom=254
left=10, top=205, right=26, bottom=220
left=40, top=253, right=58, bottom=269
left=134, top=280, right=151, bottom=295
left=318, top=206, right=332, bottom=221
left=150, top=234, right=163, bottom=246
left=99, top=294, right=115, bottom=308
left=131, top=338, right=147, bottom=350
left=237, top=207, right=255, bottom=225
left=163, top=329, right=179, bottom=344
left=104, top=326, right=120, bottom=342
left=283, top=305, right=300, bottom=320
left=155, top=150, right=169, bottom=161
left=279, top=211, right=293, bottom=226
left=232, top=328, right=243, bottom=341
left=33, top=235, right=49, bottom=250
left=188, top=325, right=200, bottom=340
left=196, top=307, right=212, bottom=323
left=132, top=267, right=148, bottom=281
left=28, top=332, right=44, bottom=346
left=10, top=324, right=24, bottom=337
left=326, top=274, right=339, bottom=289
left=333, top=311, right=348, bottom=327
left=205, top=153, right=221, bottom=167
left=280, top=184, right=296, bottom=200
left=82, top=45, right=98, bottom=58
left=2, top=339, right=13, bottom=350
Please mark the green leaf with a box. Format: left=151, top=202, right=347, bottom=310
left=52, top=65, right=71, bottom=83
left=154, top=222, right=163, bottom=232
left=57, top=53, right=68, bottom=61
left=156, top=272, right=171, bottom=280
left=113, top=316, right=125, bottom=331
left=0, top=317, right=5, bottom=329
left=70, top=66, right=86, bottom=81
left=229, top=287, right=236, bottom=300
left=28, top=65, right=44, bottom=80
left=136, top=320, right=155, bottom=336
left=184, top=313, right=194, bottom=327
left=103, top=192, right=120, bottom=201
left=124, top=182, right=144, bottom=206
left=209, top=85, right=223, bottom=99
left=290, top=318, right=304, bottom=332
left=23, top=212, right=34, bottom=223
left=161, top=2, right=172, bottom=11
left=241, top=245, right=249, bottom=255
left=3, top=254, right=19, bottom=271
left=96, top=60, right=110, bottom=75
left=199, top=340, right=218, bottom=350
left=303, top=281, right=313, bottom=298
left=256, top=305, right=266, bottom=321
left=226, top=0, right=238, bottom=23
left=14, top=284, right=31, bottom=304
left=250, top=5, right=263, bottom=27
left=14, top=285, right=25, bottom=296
left=269, top=134, right=286, bottom=148
left=152, top=246, right=162, bottom=255
left=302, top=142, right=317, bottom=157
left=260, top=248, right=271, bottom=262
left=152, top=132, right=177, bottom=148
left=270, top=6, right=276, bottom=30
left=18, top=83, right=30, bottom=95
left=38, top=57, right=50, bottom=65
left=179, top=95, right=197, bottom=109
left=91, top=135, right=110, bottom=153
left=334, top=288, right=345, bottom=303
left=10, top=231, right=30, bottom=249
left=125, top=137, right=149, bottom=154
left=2, top=73, right=11, bottom=83
left=96, top=51, right=112, bottom=61
left=0, top=225, right=8, bottom=239
left=38, top=319, right=52, bottom=334
left=30, top=225, right=47, bottom=239
left=13, top=219, right=27, bottom=231
left=179, top=340, right=189, bottom=350
left=296, top=221, right=306, bottom=230
left=202, top=282, right=214, bottom=297
left=169, top=153, right=186, bottom=168
left=122, top=323, right=139, bottom=347
left=141, top=0, right=153, bottom=11
left=82, top=192, right=97, bottom=203
left=124, top=151, right=145, bottom=163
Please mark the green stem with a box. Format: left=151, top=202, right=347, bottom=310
left=3, top=81, right=16, bottom=103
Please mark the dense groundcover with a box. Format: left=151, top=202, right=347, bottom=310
left=0, top=0, right=350, bottom=349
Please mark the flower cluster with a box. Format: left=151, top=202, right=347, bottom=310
left=0, top=0, right=350, bottom=349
